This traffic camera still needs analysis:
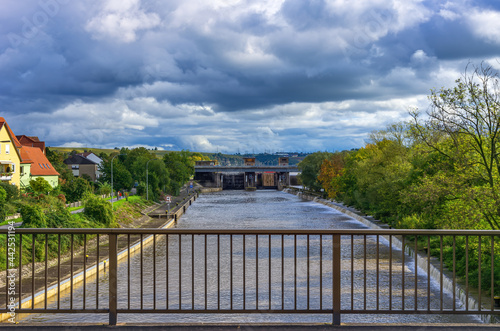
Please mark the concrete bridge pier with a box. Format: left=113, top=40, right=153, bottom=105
left=244, top=172, right=256, bottom=190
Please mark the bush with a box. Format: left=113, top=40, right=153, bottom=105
left=20, top=204, right=47, bottom=228
left=58, top=194, right=66, bottom=204
left=0, top=182, right=18, bottom=201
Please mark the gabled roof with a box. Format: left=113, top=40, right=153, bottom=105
left=64, top=154, right=97, bottom=165
left=16, top=135, right=40, bottom=143
left=21, top=146, right=59, bottom=176
left=0, top=117, right=22, bottom=148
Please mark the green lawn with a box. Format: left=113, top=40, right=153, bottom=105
left=0, top=217, right=22, bottom=226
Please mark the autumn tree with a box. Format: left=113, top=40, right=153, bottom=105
left=318, top=153, right=346, bottom=199
left=298, top=152, right=333, bottom=192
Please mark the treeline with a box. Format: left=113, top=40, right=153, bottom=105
left=300, top=64, right=500, bottom=232
left=98, top=148, right=205, bottom=200
left=45, top=147, right=206, bottom=203
left=298, top=64, right=500, bottom=296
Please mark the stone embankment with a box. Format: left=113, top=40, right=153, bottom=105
left=283, top=186, right=498, bottom=324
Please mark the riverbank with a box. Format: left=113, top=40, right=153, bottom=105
left=0, top=191, right=199, bottom=323
left=283, top=187, right=499, bottom=324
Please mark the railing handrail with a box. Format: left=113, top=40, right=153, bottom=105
left=2, top=227, right=499, bottom=326
left=3, top=228, right=500, bottom=235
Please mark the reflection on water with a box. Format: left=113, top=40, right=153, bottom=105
left=19, top=191, right=481, bottom=324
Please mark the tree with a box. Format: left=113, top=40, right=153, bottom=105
left=318, top=152, right=346, bottom=199
left=163, top=150, right=194, bottom=195
left=98, top=153, right=133, bottom=195
left=30, top=177, right=52, bottom=195
left=410, top=63, right=500, bottom=230
left=61, top=177, right=92, bottom=202
left=298, top=152, right=333, bottom=192
left=46, top=147, right=73, bottom=182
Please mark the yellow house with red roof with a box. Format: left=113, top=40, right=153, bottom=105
left=0, top=118, right=23, bottom=187
left=0, top=117, right=59, bottom=189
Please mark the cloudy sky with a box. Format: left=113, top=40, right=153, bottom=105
left=1, top=0, right=500, bottom=153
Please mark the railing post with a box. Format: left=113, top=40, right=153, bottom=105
left=109, top=233, right=118, bottom=325
left=332, top=234, right=341, bottom=326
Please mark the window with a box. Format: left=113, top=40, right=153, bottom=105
left=0, top=143, right=2, bottom=153
left=12, top=164, right=15, bottom=173
left=5, top=145, right=9, bottom=154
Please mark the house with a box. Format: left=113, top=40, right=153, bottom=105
left=76, top=152, right=103, bottom=179
left=19, top=146, right=59, bottom=189
left=0, top=118, right=23, bottom=187
left=0, top=117, right=59, bottom=189
left=16, top=135, right=45, bottom=154
left=63, top=154, right=99, bottom=181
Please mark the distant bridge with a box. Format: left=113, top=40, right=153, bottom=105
left=194, top=165, right=298, bottom=190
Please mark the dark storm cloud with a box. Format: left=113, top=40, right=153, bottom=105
left=1, top=0, right=500, bottom=152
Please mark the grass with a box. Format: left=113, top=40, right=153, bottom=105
left=0, top=217, right=22, bottom=226
left=67, top=205, right=83, bottom=212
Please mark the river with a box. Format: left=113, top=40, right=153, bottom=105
left=18, top=190, right=481, bottom=324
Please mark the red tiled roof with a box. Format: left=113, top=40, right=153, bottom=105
left=0, top=117, right=22, bottom=148
left=21, top=146, right=59, bottom=176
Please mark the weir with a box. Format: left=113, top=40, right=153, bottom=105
left=194, top=158, right=298, bottom=190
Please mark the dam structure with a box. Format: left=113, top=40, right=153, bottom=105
left=194, top=157, right=298, bottom=190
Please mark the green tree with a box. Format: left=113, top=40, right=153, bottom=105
left=46, top=147, right=73, bottom=182
left=163, top=150, right=194, bottom=195
left=298, top=152, right=333, bottom=192
left=29, top=177, right=53, bottom=195
left=411, top=63, right=500, bottom=230
left=61, top=177, right=92, bottom=202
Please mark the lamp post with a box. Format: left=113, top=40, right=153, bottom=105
left=111, top=154, right=126, bottom=210
left=146, top=159, right=153, bottom=201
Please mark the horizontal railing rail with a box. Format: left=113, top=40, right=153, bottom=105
left=0, top=228, right=499, bottom=325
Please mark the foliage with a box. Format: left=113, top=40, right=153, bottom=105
left=45, top=147, right=73, bottom=182
left=0, top=187, right=6, bottom=222
left=318, top=152, right=346, bottom=199
left=298, top=152, right=333, bottom=192
left=83, top=193, right=115, bottom=227
left=410, top=63, right=500, bottom=230
left=29, top=177, right=52, bottom=195
left=0, top=182, right=19, bottom=201
left=61, top=177, right=92, bottom=203
left=20, top=204, right=47, bottom=228
left=97, top=182, right=112, bottom=196
left=163, top=150, right=194, bottom=195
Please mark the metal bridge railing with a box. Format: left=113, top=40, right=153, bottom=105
left=0, top=228, right=499, bottom=325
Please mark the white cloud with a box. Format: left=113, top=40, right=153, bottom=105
left=467, top=9, right=500, bottom=45
left=85, top=0, right=161, bottom=42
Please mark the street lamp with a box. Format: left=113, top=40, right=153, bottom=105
left=146, top=158, right=153, bottom=201
left=111, top=154, right=126, bottom=209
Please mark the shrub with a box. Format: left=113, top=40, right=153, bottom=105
left=83, top=193, right=115, bottom=227
left=58, top=194, right=67, bottom=204
left=20, top=204, right=47, bottom=228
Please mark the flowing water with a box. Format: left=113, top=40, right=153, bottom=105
left=18, top=190, right=482, bottom=324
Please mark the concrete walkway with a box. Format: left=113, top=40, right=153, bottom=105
left=0, top=323, right=496, bottom=330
